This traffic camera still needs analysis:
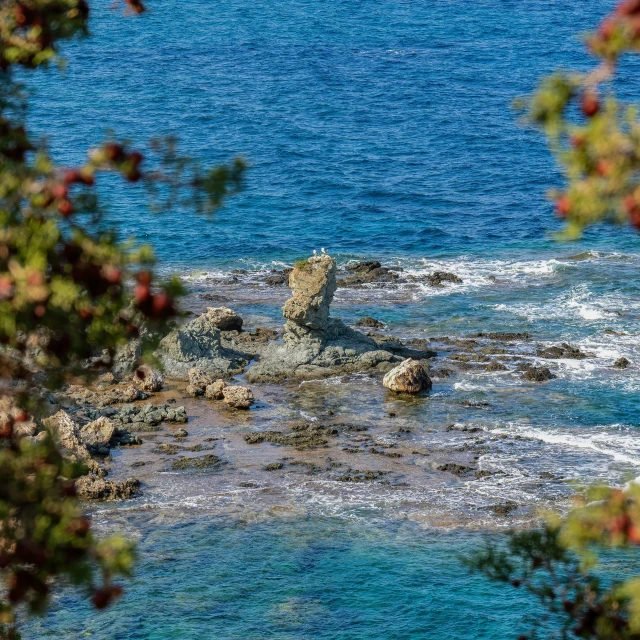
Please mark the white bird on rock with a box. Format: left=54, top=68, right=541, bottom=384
left=321, top=247, right=326, bottom=254
left=313, top=249, right=318, bottom=256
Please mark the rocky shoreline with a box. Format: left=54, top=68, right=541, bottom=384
left=14, top=253, right=635, bottom=527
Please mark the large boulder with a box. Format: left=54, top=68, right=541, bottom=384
left=246, top=254, right=427, bottom=382
left=383, top=359, right=432, bottom=394
left=206, top=307, right=243, bottom=331
left=156, top=308, right=251, bottom=381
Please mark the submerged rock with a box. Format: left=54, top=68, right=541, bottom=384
left=522, top=366, right=556, bottom=382
left=424, top=271, right=462, bottom=287
left=356, top=316, right=384, bottom=328
left=614, top=357, right=630, bottom=369
left=383, top=358, right=432, bottom=394
left=247, top=254, right=423, bottom=382
left=536, top=343, right=592, bottom=360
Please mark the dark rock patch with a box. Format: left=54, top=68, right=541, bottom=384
left=522, top=366, right=556, bottom=382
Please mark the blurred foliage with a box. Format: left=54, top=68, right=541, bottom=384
left=469, top=485, right=640, bottom=639
left=0, top=0, right=245, bottom=636
left=524, top=0, right=640, bottom=238
left=470, top=4, right=640, bottom=638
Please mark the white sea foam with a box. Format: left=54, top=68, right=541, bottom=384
left=486, top=422, right=640, bottom=468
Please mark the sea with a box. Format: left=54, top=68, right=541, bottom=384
left=20, top=0, right=640, bottom=637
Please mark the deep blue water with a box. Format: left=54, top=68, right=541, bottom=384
left=26, top=0, right=640, bottom=266
left=19, top=1, right=640, bottom=638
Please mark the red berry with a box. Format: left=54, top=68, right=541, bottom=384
left=596, top=159, right=613, bottom=177
left=555, top=195, right=571, bottom=217
left=570, top=133, right=585, bottom=148
left=599, top=18, right=617, bottom=39
left=129, top=151, right=143, bottom=167
left=616, top=0, right=640, bottom=16
left=51, top=183, right=68, bottom=199
left=126, top=168, right=141, bottom=183
left=152, top=292, right=174, bottom=317
left=93, top=588, right=111, bottom=609
left=582, top=91, right=599, bottom=117
left=0, top=421, right=13, bottom=439
left=102, top=265, right=122, bottom=285
left=58, top=199, right=74, bottom=217
left=63, top=169, right=81, bottom=184
left=104, top=143, right=124, bottom=162
left=79, top=170, right=95, bottom=186
left=137, top=271, right=152, bottom=286
left=134, top=284, right=151, bottom=302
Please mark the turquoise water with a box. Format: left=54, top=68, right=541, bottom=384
left=19, top=0, right=640, bottom=637
left=30, top=516, right=537, bottom=640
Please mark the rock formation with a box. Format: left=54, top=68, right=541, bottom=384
left=246, top=254, right=429, bottom=382
left=156, top=308, right=252, bottom=380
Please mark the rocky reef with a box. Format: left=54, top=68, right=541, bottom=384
left=246, top=254, right=431, bottom=382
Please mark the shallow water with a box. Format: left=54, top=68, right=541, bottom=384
left=18, top=0, right=640, bottom=637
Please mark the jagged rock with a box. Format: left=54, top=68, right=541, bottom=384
left=283, top=256, right=337, bottom=329
left=222, top=386, right=254, bottom=409
left=356, top=316, right=384, bottom=328
left=614, top=357, right=630, bottom=369
left=205, top=380, right=226, bottom=400
left=173, top=428, right=188, bottom=438
left=186, top=367, right=213, bottom=397
left=42, top=411, right=91, bottom=460
left=339, top=261, right=402, bottom=286
left=522, top=366, right=556, bottom=382
left=247, top=254, right=423, bottom=382
left=75, top=476, right=140, bottom=500
left=111, top=339, right=142, bottom=378
left=156, top=308, right=251, bottom=381
left=382, top=358, right=432, bottom=394
left=536, top=343, right=592, bottom=360
left=206, top=307, right=243, bottom=331
left=133, top=365, right=164, bottom=392
left=80, top=417, right=115, bottom=450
